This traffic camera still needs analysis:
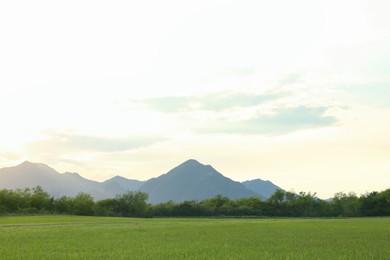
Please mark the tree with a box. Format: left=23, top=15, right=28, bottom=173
left=294, top=191, right=324, bottom=217
left=232, top=197, right=263, bottom=216
left=114, top=191, right=149, bottom=217
left=151, top=200, right=176, bottom=217
left=53, top=196, right=72, bottom=214
left=95, top=198, right=117, bottom=216
left=268, top=189, right=286, bottom=205
left=200, top=195, right=231, bottom=215
left=331, top=192, right=360, bottom=217
left=360, top=189, right=390, bottom=216
left=72, top=192, right=95, bottom=216
left=30, top=186, right=51, bottom=211
left=174, top=200, right=202, bottom=216
left=266, top=190, right=287, bottom=216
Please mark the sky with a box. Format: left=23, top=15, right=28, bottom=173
left=0, top=0, right=389, bottom=198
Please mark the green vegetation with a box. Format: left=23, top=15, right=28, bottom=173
left=0, top=216, right=389, bottom=259
left=1, top=186, right=390, bottom=217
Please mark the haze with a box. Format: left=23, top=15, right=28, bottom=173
left=1, top=0, right=389, bottom=198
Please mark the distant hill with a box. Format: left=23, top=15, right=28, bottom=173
left=0, top=161, right=121, bottom=199
left=103, top=176, right=145, bottom=194
left=139, top=159, right=258, bottom=204
left=242, top=179, right=281, bottom=199
left=0, top=160, right=283, bottom=203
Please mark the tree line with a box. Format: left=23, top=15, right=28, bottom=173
left=0, top=186, right=389, bottom=217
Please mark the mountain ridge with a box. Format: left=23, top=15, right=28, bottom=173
left=0, top=160, right=281, bottom=203
left=242, top=178, right=282, bottom=199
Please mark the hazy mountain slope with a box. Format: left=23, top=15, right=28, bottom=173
left=242, top=179, right=282, bottom=199
left=0, top=161, right=74, bottom=195
left=0, top=160, right=282, bottom=203
left=61, top=172, right=113, bottom=199
left=103, top=176, right=144, bottom=192
left=139, top=159, right=258, bottom=204
left=0, top=161, right=112, bottom=199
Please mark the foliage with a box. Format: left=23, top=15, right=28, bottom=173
left=0, top=188, right=150, bottom=217
left=114, top=191, right=150, bottom=217
left=0, top=186, right=52, bottom=214
left=71, top=192, right=95, bottom=216
left=360, top=189, right=390, bottom=216
left=1, top=186, right=390, bottom=217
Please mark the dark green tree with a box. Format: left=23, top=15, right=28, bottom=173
left=360, top=189, right=390, bottom=216
left=200, top=194, right=231, bottom=215
left=72, top=192, right=95, bottom=216
left=53, top=196, right=72, bottom=214
left=114, top=191, right=149, bottom=217
left=95, top=198, right=117, bottom=216
left=331, top=192, right=360, bottom=217
left=30, top=186, right=52, bottom=211
left=151, top=200, right=176, bottom=217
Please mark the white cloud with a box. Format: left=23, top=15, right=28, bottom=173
left=0, top=0, right=389, bottom=197
left=195, top=106, right=337, bottom=135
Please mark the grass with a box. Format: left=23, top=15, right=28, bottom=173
left=1, top=216, right=390, bottom=259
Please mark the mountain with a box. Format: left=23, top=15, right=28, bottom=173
left=0, top=161, right=124, bottom=199
left=139, top=159, right=258, bottom=204
left=242, top=179, right=281, bottom=199
left=103, top=176, right=145, bottom=194
left=0, top=160, right=282, bottom=203
left=61, top=172, right=110, bottom=199
left=0, top=161, right=73, bottom=195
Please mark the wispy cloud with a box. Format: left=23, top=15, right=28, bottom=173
left=65, top=134, right=164, bottom=152
left=141, top=96, right=193, bottom=113
left=343, top=82, right=390, bottom=107
left=196, top=106, right=337, bottom=135
left=278, top=73, right=301, bottom=85
left=27, top=132, right=165, bottom=153
left=140, top=92, right=284, bottom=113
left=217, top=67, right=257, bottom=77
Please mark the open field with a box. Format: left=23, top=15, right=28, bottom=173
left=1, top=216, right=390, bottom=259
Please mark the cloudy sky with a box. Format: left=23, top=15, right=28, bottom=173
left=1, top=0, right=389, bottom=198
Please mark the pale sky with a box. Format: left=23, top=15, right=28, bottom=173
left=1, top=0, right=389, bottom=198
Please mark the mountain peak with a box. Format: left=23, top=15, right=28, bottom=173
left=63, top=172, right=81, bottom=177
left=17, top=161, right=50, bottom=169
left=20, top=160, right=33, bottom=166
left=248, top=178, right=269, bottom=183
left=140, top=159, right=257, bottom=203
left=242, top=179, right=282, bottom=199
left=173, top=159, right=214, bottom=175
left=111, top=175, right=127, bottom=180
left=181, top=159, right=202, bottom=166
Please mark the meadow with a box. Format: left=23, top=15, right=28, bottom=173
left=1, top=216, right=389, bottom=259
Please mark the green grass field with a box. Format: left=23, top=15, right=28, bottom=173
left=1, top=216, right=389, bottom=259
